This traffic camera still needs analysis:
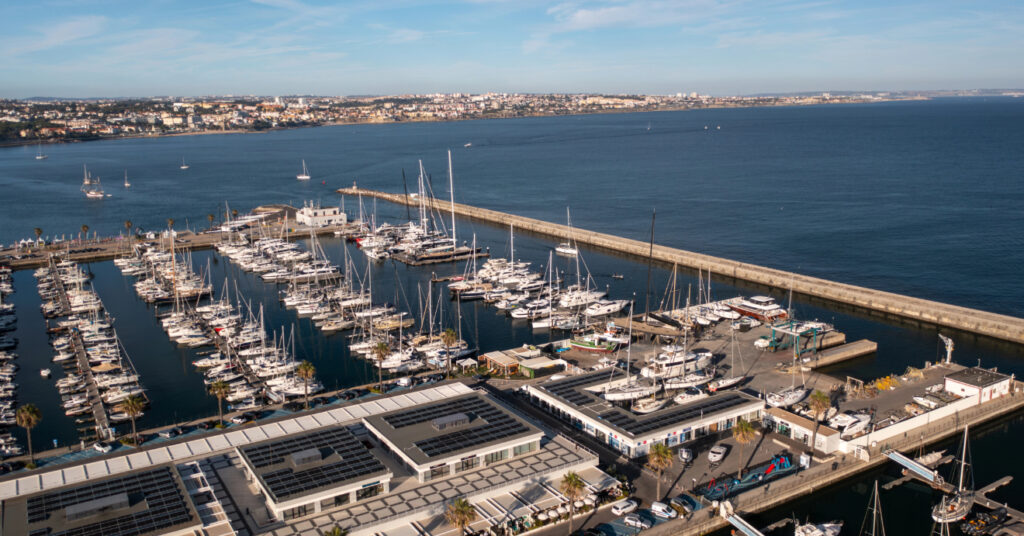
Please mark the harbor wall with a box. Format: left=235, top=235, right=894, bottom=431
left=338, top=187, right=1024, bottom=346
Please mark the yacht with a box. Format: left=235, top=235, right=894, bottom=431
left=35, top=144, right=48, bottom=160
left=296, top=159, right=311, bottom=180
left=767, top=387, right=808, bottom=408
left=554, top=243, right=578, bottom=257
left=931, top=425, right=975, bottom=524
left=663, top=369, right=714, bottom=390
left=727, top=295, right=788, bottom=322
left=180, top=157, right=189, bottom=170
left=794, top=521, right=842, bottom=536
left=123, top=169, right=131, bottom=188
left=672, top=386, right=709, bottom=405
left=584, top=299, right=629, bottom=317
left=631, top=396, right=669, bottom=414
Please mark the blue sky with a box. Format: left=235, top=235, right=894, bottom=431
left=1, top=0, right=1022, bottom=97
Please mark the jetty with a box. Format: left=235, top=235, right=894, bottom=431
left=338, top=187, right=1024, bottom=345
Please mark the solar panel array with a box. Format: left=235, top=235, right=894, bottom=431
left=383, top=396, right=490, bottom=429
left=597, top=393, right=750, bottom=436
left=241, top=427, right=387, bottom=501
left=25, top=467, right=193, bottom=536
left=542, top=370, right=624, bottom=406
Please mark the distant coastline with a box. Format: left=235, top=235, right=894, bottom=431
left=0, top=96, right=921, bottom=149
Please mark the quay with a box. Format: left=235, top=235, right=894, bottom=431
left=337, top=187, right=1024, bottom=345
left=808, top=339, right=878, bottom=369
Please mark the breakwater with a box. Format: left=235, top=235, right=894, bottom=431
left=338, top=187, right=1024, bottom=346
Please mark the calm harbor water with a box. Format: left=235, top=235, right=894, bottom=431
left=2, top=98, right=1023, bottom=533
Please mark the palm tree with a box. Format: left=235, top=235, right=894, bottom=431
left=209, top=381, right=230, bottom=426
left=442, top=328, right=457, bottom=377
left=80, top=224, right=89, bottom=243
left=33, top=227, right=43, bottom=245
left=323, top=526, right=348, bottom=536
left=444, top=497, right=477, bottom=536
left=122, top=395, right=145, bottom=445
left=732, top=418, right=757, bottom=479
left=231, top=209, right=238, bottom=220
left=373, top=342, right=390, bottom=392
left=560, top=471, right=586, bottom=534
left=297, top=360, right=316, bottom=410
left=647, top=442, right=674, bottom=500
left=808, top=390, right=831, bottom=452
left=207, top=213, right=215, bottom=231
left=16, top=404, right=42, bottom=466
left=124, top=220, right=133, bottom=251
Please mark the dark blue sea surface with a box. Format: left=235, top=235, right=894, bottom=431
left=1, top=98, right=1022, bottom=533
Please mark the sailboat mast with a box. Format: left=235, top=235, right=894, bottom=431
left=644, top=209, right=655, bottom=318
left=448, top=149, right=456, bottom=248
left=958, top=425, right=968, bottom=492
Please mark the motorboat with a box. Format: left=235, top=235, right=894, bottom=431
left=631, top=397, right=669, bottom=414
left=727, top=295, right=788, bottom=322
left=672, top=387, right=709, bottom=406
left=583, top=299, right=629, bottom=317
left=794, top=521, right=843, bottom=536
left=828, top=412, right=871, bottom=439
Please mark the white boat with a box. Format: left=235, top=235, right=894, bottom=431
left=603, top=381, right=659, bottom=402
left=555, top=243, right=578, bottom=257
left=707, top=375, right=744, bottom=392
left=828, top=412, right=872, bottom=439
left=931, top=425, right=974, bottom=524
left=631, top=396, right=668, bottom=414
left=672, top=387, right=709, bottom=405
left=727, top=295, right=787, bottom=322
left=663, top=369, right=714, bottom=390
left=794, top=521, right=842, bottom=536
left=767, top=387, right=808, bottom=408
left=296, top=159, right=311, bottom=180
left=35, top=144, right=47, bottom=160
left=584, top=299, right=629, bottom=317
left=123, top=169, right=131, bottom=188
left=180, top=157, right=189, bottom=170
left=39, top=368, right=51, bottom=378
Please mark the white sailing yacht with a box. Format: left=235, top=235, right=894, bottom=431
left=81, top=165, right=105, bottom=199
left=708, top=331, right=745, bottom=392
left=931, top=425, right=974, bottom=523
left=602, top=302, right=658, bottom=402
left=296, top=159, right=311, bottom=180
left=180, top=157, right=189, bottom=170
left=123, top=169, right=131, bottom=188
left=35, top=144, right=48, bottom=160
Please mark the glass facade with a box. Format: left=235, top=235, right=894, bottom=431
left=457, top=456, right=479, bottom=473
left=357, top=483, right=383, bottom=500
left=485, top=449, right=508, bottom=465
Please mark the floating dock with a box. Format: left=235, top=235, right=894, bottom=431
left=338, top=187, right=1024, bottom=345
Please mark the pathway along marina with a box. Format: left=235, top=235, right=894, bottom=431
left=338, top=187, right=1024, bottom=346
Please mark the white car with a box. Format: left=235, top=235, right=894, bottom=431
left=650, top=502, right=678, bottom=519
left=708, top=444, right=729, bottom=464
left=623, top=515, right=651, bottom=529
left=93, top=441, right=113, bottom=453
left=611, top=499, right=638, bottom=516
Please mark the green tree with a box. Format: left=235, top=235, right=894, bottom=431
left=442, top=328, right=457, bottom=378
left=373, top=342, right=390, bottom=392
left=207, top=213, right=215, bottom=231
left=80, top=224, right=89, bottom=243
left=444, top=497, right=477, bottom=536
left=322, top=526, right=348, bottom=536
left=209, top=381, right=230, bottom=426
left=808, top=390, right=831, bottom=452
left=560, top=471, right=586, bottom=534
left=122, top=395, right=145, bottom=445
left=297, top=360, right=316, bottom=410
left=16, top=404, right=42, bottom=466
left=647, top=442, right=674, bottom=500
left=732, top=418, right=757, bottom=479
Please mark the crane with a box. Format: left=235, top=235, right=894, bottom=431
left=938, top=334, right=954, bottom=364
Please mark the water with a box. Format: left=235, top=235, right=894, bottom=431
left=2, top=98, right=1023, bottom=532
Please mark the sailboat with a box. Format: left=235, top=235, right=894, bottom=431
left=180, top=157, right=189, bottom=170
left=35, top=144, right=48, bottom=160
left=296, top=159, right=311, bottom=180
left=708, top=331, right=745, bottom=392
left=123, top=169, right=131, bottom=188
left=602, top=302, right=659, bottom=402
left=859, top=480, right=886, bottom=536
left=81, top=165, right=105, bottom=199
left=931, top=425, right=974, bottom=523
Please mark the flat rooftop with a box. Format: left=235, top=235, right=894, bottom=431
left=534, top=370, right=763, bottom=440
left=238, top=426, right=390, bottom=504
left=364, top=393, right=542, bottom=466
left=946, top=366, right=1010, bottom=388
left=2, top=466, right=198, bottom=536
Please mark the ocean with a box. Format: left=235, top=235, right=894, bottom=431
left=1, top=97, right=1022, bottom=533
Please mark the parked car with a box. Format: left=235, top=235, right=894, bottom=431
left=623, top=515, right=651, bottom=529
left=611, top=499, right=638, bottom=516
left=708, top=444, right=729, bottom=464
left=93, top=441, right=113, bottom=453
left=157, top=427, right=182, bottom=439
left=669, top=495, right=694, bottom=515
left=230, top=412, right=255, bottom=425
left=650, top=502, right=678, bottom=519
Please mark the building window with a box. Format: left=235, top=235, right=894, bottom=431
left=284, top=504, right=310, bottom=520
left=322, top=493, right=350, bottom=510
left=429, top=464, right=450, bottom=480
left=485, top=449, right=508, bottom=465
left=357, top=483, right=383, bottom=500
left=458, top=456, right=479, bottom=473
left=513, top=442, right=537, bottom=456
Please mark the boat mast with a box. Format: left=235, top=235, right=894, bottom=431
left=448, top=149, right=456, bottom=248
left=958, top=424, right=969, bottom=492
left=644, top=209, right=655, bottom=319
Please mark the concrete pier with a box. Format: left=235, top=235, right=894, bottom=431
left=338, top=187, right=1024, bottom=345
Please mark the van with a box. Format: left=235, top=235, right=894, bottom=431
left=650, top=501, right=678, bottom=519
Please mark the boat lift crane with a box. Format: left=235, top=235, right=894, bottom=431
left=939, top=334, right=955, bottom=364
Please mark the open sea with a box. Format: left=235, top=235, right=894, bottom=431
left=1, top=97, right=1023, bottom=534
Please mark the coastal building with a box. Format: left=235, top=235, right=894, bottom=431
left=523, top=370, right=765, bottom=458
left=295, top=202, right=347, bottom=228
left=943, top=366, right=1011, bottom=402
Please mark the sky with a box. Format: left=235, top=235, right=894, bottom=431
left=1, top=0, right=1023, bottom=98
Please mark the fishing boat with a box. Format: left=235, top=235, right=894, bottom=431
left=123, top=169, right=131, bottom=188
left=569, top=334, right=618, bottom=353
left=296, top=159, right=311, bottom=180
left=931, top=425, right=974, bottom=524
left=180, top=157, right=189, bottom=170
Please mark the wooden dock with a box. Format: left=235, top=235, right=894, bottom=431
left=807, top=339, right=878, bottom=369
left=338, top=187, right=1024, bottom=345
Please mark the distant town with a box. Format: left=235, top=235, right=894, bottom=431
left=0, top=91, right=915, bottom=144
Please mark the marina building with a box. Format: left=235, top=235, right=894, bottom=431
left=522, top=370, right=765, bottom=458
left=943, top=366, right=1012, bottom=402
left=0, top=382, right=608, bottom=536
left=295, top=203, right=347, bottom=228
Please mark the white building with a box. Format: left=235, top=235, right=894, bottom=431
left=295, top=202, right=347, bottom=227
left=943, top=366, right=1012, bottom=403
